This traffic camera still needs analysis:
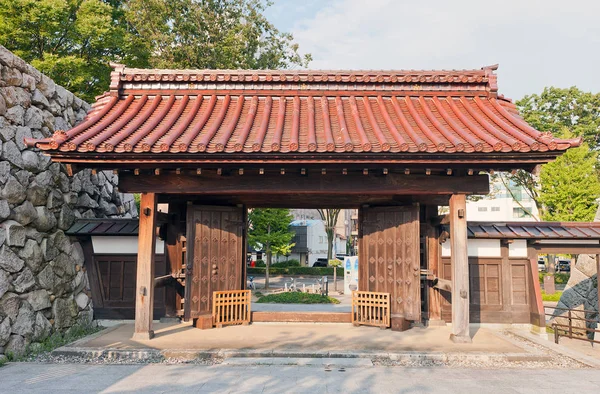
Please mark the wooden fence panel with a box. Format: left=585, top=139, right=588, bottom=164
left=212, top=290, right=251, bottom=328
left=351, top=291, right=390, bottom=328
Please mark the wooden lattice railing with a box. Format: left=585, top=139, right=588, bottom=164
left=351, top=291, right=390, bottom=328
left=212, top=290, right=252, bottom=328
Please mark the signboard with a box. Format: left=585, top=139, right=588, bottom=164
left=344, top=256, right=359, bottom=294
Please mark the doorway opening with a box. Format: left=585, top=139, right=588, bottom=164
left=180, top=201, right=434, bottom=331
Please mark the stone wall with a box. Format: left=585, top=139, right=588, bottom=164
left=554, top=209, right=599, bottom=338
left=0, top=46, right=137, bottom=358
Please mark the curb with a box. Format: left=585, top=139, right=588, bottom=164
left=51, top=346, right=552, bottom=364
left=508, top=329, right=600, bottom=368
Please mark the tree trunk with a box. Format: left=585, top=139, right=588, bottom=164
left=333, top=264, right=337, bottom=292
left=326, top=229, right=334, bottom=261
left=265, top=250, right=272, bottom=290
left=265, top=224, right=271, bottom=289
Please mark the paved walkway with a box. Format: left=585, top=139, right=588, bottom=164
left=1, top=363, right=599, bottom=393
left=67, top=322, right=522, bottom=354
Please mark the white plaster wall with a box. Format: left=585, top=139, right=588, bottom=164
left=92, top=236, right=165, bottom=255
left=509, top=239, right=528, bottom=257
left=441, top=239, right=501, bottom=257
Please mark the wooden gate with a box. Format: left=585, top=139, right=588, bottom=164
left=359, top=205, right=420, bottom=330
left=186, top=205, right=246, bottom=328
left=212, top=290, right=251, bottom=327
left=351, top=291, right=390, bottom=328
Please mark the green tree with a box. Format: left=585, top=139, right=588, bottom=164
left=518, top=87, right=600, bottom=151
left=0, top=0, right=148, bottom=101
left=271, top=242, right=295, bottom=263
left=126, top=0, right=311, bottom=70
left=539, top=140, right=600, bottom=221
left=248, top=208, right=294, bottom=289
left=0, top=0, right=309, bottom=102
left=317, top=209, right=341, bottom=261
left=497, top=87, right=600, bottom=219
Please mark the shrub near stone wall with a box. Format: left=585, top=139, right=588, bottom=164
left=0, top=45, right=137, bottom=358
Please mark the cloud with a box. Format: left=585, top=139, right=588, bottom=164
left=290, top=0, right=600, bottom=99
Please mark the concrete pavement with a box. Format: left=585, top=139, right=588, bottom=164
left=1, top=363, right=599, bottom=393
left=63, top=322, right=524, bottom=354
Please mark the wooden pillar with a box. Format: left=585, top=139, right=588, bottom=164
left=449, top=194, right=471, bottom=343
left=426, top=205, right=443, bottom=325
left=528, top=247, right=545, bottom=331
left=132, top=192, right=157, bottom=340
left=165, top=203, right=185, bottom=318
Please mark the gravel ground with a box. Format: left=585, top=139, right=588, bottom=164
left=372, top=331, right=590, bottom=369
left=21, top=352, right=224, bottom=365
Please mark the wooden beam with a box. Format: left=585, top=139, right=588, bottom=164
left=449, top=194, right=471, bottom=343
left=433, top=278, right=452, bottom=292
left=120, top=172, right=490, bottom=195
left=531, top=244, right=600, bottom=254
left=132, top=192, right=157, bottom=340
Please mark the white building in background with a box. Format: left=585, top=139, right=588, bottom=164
left=466, top=176, right=540, bottom=222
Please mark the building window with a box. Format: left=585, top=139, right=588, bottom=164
left=477, top=207, right=488, bottom=212
left=513, top=207, right=531, bottom=218
left=491, top=207, right=500, bottom=212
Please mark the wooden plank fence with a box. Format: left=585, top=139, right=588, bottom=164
left=212, top=290, right=251, bottom=328
left=351, top=291, right=390, bottom=328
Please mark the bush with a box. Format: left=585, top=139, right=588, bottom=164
left=272, top=259, right=301, bottom=268
left=256, top=292, right=340, bottom=304
left=247, top=267, right=343, bottom=276
left=255, top=259, right=266, bottom=267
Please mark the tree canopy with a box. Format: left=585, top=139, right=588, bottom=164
left=126, top=0, right=311, bottom=70
left=498, top=87, right=600, bottom=221
left=0, top=0, right=310, bottom=102
left=248, top=208, right=294, bottom=288
left=518, top=87, right=600, bottom=151
left=539, top=140, right=600, bottom=221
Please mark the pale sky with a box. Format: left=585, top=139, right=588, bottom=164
left=265, top=0, right=600, bottom=101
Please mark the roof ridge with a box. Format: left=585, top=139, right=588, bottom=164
left=110, top=64, right=494, bottom=91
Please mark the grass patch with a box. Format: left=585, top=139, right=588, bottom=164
left=0, top=356, right=6, bottom=367
left=253, top=291, right=263, bottom=298
left=10, top=323, right=103, bottom=361
left=541, top=290, right=563, bottom=302
left=256, top=292, right=340, bottom=304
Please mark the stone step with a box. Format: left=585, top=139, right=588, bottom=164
left=221, top=357, right=373, bottom=367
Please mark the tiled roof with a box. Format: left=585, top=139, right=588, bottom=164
left=25, top=65, right=580, bottom=159
left=65, top=219, right=139, bottom=236
left=466, top=222, right=600, bottom=239
left=69, top=218, right=600, bottom=240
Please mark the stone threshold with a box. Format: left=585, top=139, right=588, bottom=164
left=51, top=344, right=553, bottom=364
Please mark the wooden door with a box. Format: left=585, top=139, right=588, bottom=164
left=186, top=205, right=245, bottom=323
left=359, top=205, right=421, bottom=326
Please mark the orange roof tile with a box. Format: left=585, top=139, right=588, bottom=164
left=25, top=65, right=580, bottom=164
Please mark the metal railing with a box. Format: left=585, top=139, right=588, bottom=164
left=545, top=305, right=600, bottom=345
